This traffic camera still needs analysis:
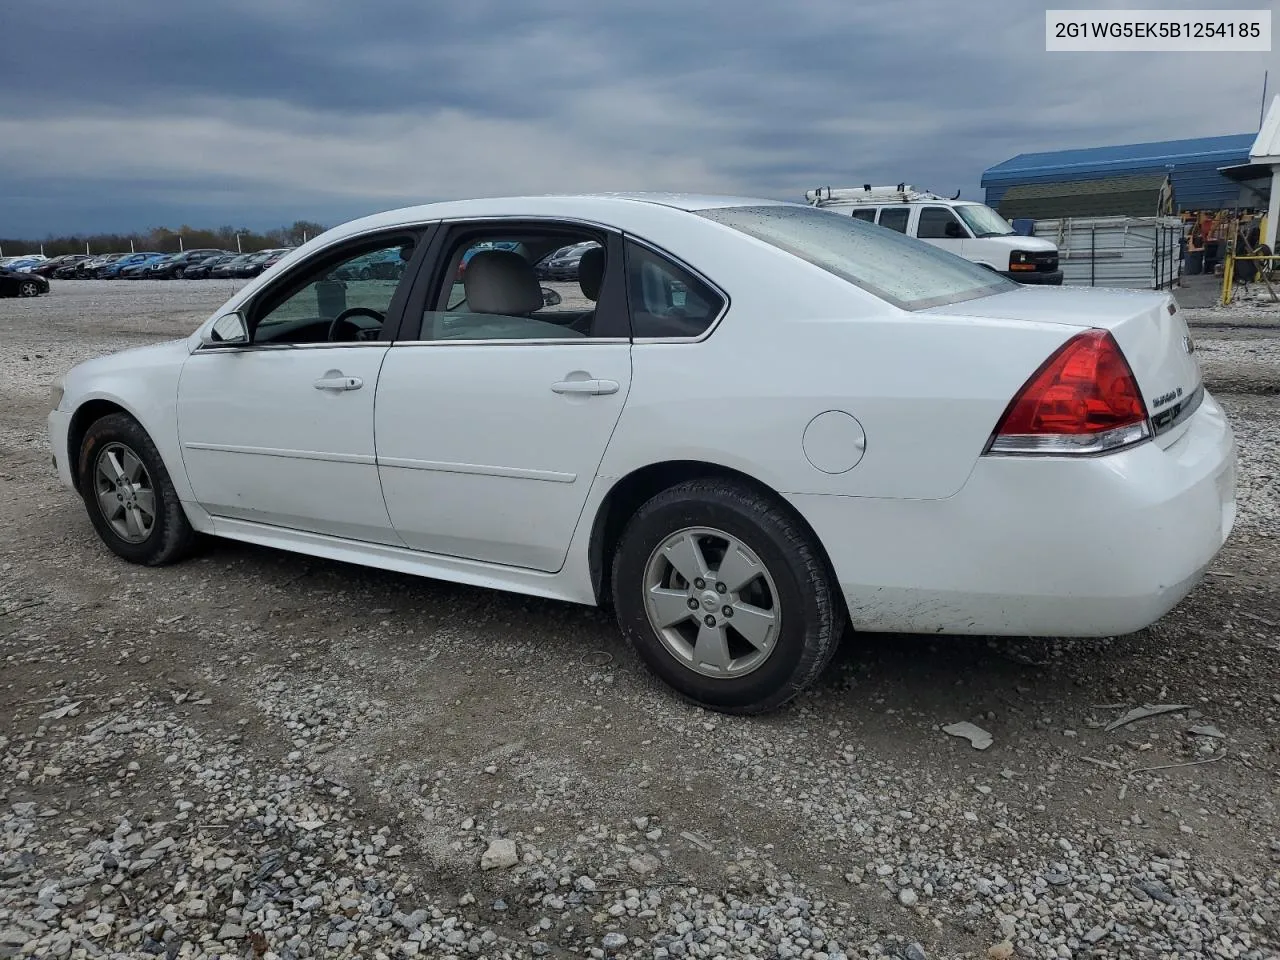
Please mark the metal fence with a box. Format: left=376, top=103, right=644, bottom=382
left=1033, top=216, right=1183, bottom=289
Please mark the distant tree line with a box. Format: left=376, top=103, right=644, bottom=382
left=0, top=220, right=329, bottom=257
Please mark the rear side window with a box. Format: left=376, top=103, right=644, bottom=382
left=696, top=204, right=1014, bottom=311
left=850, top=208, right=876, bottom=223
left=877, top=207, right=910, bottom=233
left=625, top=241, right=724, bottom=339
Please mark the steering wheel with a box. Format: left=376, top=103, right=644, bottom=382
left=327, top=307, right=385, bottom=342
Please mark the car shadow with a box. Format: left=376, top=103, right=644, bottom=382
left=189, top=535, right=1149, bottom=728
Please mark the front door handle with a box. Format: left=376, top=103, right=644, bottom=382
left=313, top=375, right=363, bottom=391
left=551, top=379, right=620, bottom=396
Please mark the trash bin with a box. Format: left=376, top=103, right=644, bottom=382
left=316, top=280, right=347, bottom=319
left=1183, top=250, right=1204, bottom=275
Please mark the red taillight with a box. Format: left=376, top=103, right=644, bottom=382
left=987, top=329, right=1151, bottom=455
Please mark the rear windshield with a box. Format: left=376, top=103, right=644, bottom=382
left=696, top=204, right=1014, bottom=310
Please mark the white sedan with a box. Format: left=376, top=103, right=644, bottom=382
left=48, top=194, right=1236, bottom=713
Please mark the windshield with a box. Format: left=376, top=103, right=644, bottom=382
left=696, top=204, right=1014, bottom=310
left=955, top=204, right=1015, bottom=238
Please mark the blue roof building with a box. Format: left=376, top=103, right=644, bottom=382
left=982, top=134, right=1258, bottom=212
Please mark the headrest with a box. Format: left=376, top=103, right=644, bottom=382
left=577, top=246, right=605, bottom=300
left=463, top=250, right=543, bottom=315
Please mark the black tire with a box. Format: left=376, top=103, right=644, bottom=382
left=18, top=280, right=41, bottom=298
left=78, top=413, right=197, bottom=566
left=612, top=479, right=844, bottom=714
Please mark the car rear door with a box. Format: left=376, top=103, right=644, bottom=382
left=374, top=223, right=632, bottom=572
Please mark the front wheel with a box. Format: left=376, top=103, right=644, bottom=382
left=78, top=413, right=196, bottom=565
left=18, top=280, right=41, bottom=297
left=612, top=479, right=844, bottom=714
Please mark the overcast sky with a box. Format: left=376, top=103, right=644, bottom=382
left=3, top=0, right=1276, bottom=237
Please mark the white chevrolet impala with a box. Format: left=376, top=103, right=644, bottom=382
left=48, top=195, right=1236, bottom=713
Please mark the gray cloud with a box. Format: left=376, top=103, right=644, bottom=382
left=2, top=0, right=1275, bottom=235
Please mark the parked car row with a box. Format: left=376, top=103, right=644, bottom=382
left=534, top=241, right=601, bottom=281
left=4, top=249, right=298, bottom=281
left=330, top=248, right=409, bottom=281
left=0, top=254, right=52, bottom=273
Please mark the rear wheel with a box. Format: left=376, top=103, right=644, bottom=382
left=612, top=479, right=843, bottom=714
left=78, top=413, right=196, bottom=565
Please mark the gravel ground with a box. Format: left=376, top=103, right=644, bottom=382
left=1, top=280, right=1278, bottom=960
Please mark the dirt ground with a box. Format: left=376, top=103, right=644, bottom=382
left=1, top=279, right=1277, bottom=960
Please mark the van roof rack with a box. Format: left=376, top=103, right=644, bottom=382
left=805, top=184, right=956, bottom=204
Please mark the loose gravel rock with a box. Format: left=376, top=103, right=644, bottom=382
left=0, top=282, right=1277, bottom=959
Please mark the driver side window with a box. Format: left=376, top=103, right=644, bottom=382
left=252, top=236, right=416, bottom=345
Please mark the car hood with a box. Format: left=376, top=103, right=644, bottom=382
left=976, top=235, right=1057, bottom=252
left=64, top=339, right=190, bottom=392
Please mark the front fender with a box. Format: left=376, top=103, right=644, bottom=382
left=61, top=340, right=193, bottom=501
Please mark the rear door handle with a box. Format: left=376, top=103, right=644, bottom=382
left=313, top=376, right=363, bottom=391
left=551, top=379, right=620, bottom=396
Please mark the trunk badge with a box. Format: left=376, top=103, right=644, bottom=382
left=1182, top=336, right=1195, bottom=354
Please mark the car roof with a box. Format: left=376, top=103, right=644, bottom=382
left=320, top=193, right=796, bottom=243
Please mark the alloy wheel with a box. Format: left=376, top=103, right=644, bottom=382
left=19, top=281, right=39, bottom=297
left=93, top=442, right=157, bottom=543
left=642, top=526, right=781, bottom=678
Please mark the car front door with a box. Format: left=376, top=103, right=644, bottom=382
left=374, top=222, right=632, bottom=572
left=176, top=229, right=428, bottom=544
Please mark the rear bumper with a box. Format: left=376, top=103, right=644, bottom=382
left=1002, top=269, right=1063, bottom=285
left=792, top=391, right=1236, bottom=637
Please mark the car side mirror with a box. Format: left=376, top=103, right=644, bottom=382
left=541, top=287, right=562, bottom=307
left=202, top=310, right=249, bottom=347
left=945, top=222, right=965, bottom=239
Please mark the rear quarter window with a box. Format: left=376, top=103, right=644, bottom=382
left=625, top=241, right=724, bottom=339
left=697, top=204, right=1014, bottom=311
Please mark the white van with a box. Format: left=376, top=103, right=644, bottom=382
left=806, top=186, right=1063, bottom=285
